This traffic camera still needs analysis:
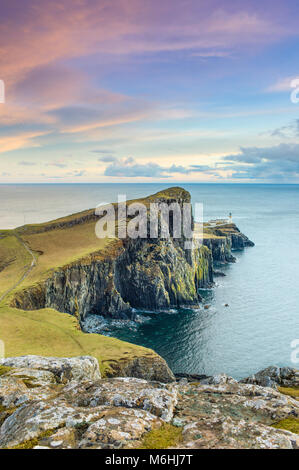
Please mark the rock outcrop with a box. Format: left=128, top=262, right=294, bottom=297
left=1, top=353, right=175, bottom=384
left=202, top=221, right=254, bottom=263
left=241, top=366, right=299, bottom=389
left=0, top=357, right=298, bottom=449
left=1, top=356, right=101, bottom=384
left=107, top=355, right=176, bottom=383
left=175, top=376, right=299, bottom=449
left=11, top=188, right=253, bottom=320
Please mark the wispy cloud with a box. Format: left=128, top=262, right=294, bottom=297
left=91, top=149, right=116, bottom=154
left=222, top=143, right=299, bottom=180
left=270, top=119, right=299, bottom=138
left=98, top=155, right=118, bottom=163
left=266, top=76, right=298, bottom=93
left=1, top=1, right=299, bottom=182
left=103, top=156, right=216, bottom=178
left=0, top=131, right=48, bottom=153
left=1, top=1, right=286, bottom=88
left=18, top=161, right=37, bottom=166
left=47, top=161, right=68, bottom=168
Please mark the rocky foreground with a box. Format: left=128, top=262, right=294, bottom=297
left=0, top=356, right=298, bottom=449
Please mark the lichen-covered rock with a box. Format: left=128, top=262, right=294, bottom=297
left=241, top=366, right=299, bottom=389
left=180, top=415, right=298, bottom=449
left=1, top=356, right=101, bottom=383
left=0, top=358, right=298, bottom=449
left=172, top=380, right=299, bottom=449
left=200, top=373, right=237, bottom=385
left=4, top=368, right=56, bottom=387
left=0, top=376, right=30, bottom=409
left=0, top=399, right=107, bottom=448
left=78, top=407, right=162, bottom=449
left=111, top=355, right=175, bottom=383
left=0, top=358, right=176, bottom=449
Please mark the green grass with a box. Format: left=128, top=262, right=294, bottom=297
left=138, top=424, right=183, bottom=449
left=0, top=235, right=32, bottom=297
left=0, top=194, right=168, bottom=378
left=0, top=187, right=215, bottom=378
left=0, top=366, right=12, bottom=376
left=0, top=306, right=157, bottom=377
left=278, top=387, right=299, bottom=400
left=8, top=427, right=63, bottom=449
left=15, top=222, right=115, bottom=290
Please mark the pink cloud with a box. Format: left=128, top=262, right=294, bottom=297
left=0, top=0, right=297, bottom=158
left=0, top=1, right=291, bottom=88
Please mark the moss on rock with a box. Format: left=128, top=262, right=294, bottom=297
left=272, top=418, right=299, bottom=435
left=278, top=387, right=299, bottom=400
left=8, top=428, right=62, bottom=449
left=138, top=423, right=183, bottom=449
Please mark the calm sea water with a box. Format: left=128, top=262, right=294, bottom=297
left=1, top=183, right=299, bottom=379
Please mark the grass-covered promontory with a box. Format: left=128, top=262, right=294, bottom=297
left=0, top=187, right=231, bottom=376
left=0, top=305, right=157, bottom=376
left=0, top=188, right=195, bottom=375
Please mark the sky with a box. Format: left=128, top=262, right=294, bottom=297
left=1, top=0, right=299, bottom=183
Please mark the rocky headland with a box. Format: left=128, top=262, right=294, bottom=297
left=10, top=187, right=254, bottom=322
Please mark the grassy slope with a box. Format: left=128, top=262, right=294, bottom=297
left=0, top=305, right=154, bottom=376
left=18, top=221, right=113, bottom=288
left=0, top=187, right=217, bottom=373
left=0, top=195, right=165, bottom=374
left=0, top=235, right=32, bottom=297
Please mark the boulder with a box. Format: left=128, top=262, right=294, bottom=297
left=114, top=355, right=175, bottom=383
left=174, top=380, right=299, bottom=449
left=200, top=373, right=237, bottom=385
left=240, top=366, right=299, bottom=389
left=61, top=377, right=178, bottom=422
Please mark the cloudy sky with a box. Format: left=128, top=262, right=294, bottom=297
left=1, top=0, right=299, bottom=183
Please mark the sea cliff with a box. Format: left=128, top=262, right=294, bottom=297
left=10, top=187, right=253, bottom=321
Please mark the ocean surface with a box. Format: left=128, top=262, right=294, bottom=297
left=1, top=183, right=299, bottom=379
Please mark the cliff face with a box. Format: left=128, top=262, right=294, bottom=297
left=203, top=237, right=235, bottom=264
left=203, top=221, right=254, bottom=264
left=11, top=188, right=253, bottom=320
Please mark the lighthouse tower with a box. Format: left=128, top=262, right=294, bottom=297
left=228, top=212, right=232, bottom=223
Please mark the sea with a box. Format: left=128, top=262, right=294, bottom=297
left=1, top=183, right=298, bottom=380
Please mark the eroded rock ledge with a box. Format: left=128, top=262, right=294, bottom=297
left=11, top=188, right=254, bottom=321
left=0, top=356, right=298, bottom=449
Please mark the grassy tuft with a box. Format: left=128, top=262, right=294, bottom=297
left=8, top=428, right=62, bottom=449
left=0, top=306, right=157, bottom=377
left=0, top=406, right=18, bottom=426
left=0, top=366, right=12, bottom=376
left=278, top=386, right=299, bottom=400
left=272, top=418, right=299, bottom=435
